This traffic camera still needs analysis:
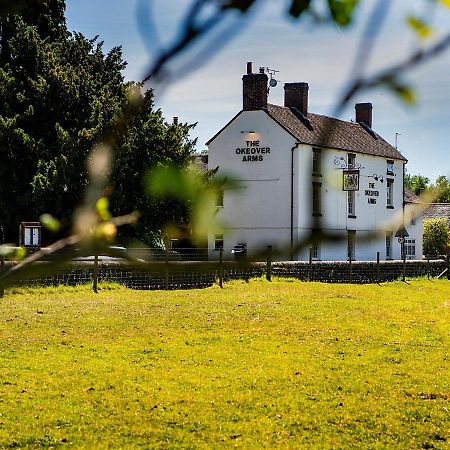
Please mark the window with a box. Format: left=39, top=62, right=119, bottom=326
left=312, top=148, right=321, bottom=176
left=405, top=239, right=416, bottom=257
left=347, top=230, right=355, bottom=260
left=312, top=182, right=322, bottom=216
left=386, top=179, right=394, bottom=208
left=387, top=160, right=394, bottom=175
left=348, top=191, right=356, bottom=217
left=348, top=153, right=356, bottom=169
left=214, top=234, right=224, bottom=251
left=23, top=226, right=40, bottom=247
left=311, top=242, right=320, bottom=260
left=216, top=190, right=224, bottom=207
left=386, top=232, right=393, bottom=259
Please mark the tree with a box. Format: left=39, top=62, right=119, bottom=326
left=423, top=218, right=449, bottom=256
left=431, top=175, right=450, bottom=203
left=110, top=87, right=196, bottom=245
left=0, top=1, right=196, bottom=244
left=405, top=174, right=430, bottom=196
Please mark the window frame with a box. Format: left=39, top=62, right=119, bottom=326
left=347, top=230, right=356, bottom=261
left=347, top=153, right=356, bottom=169
left=347, top=190, right=356, bottom=218
left=213, top=234, right=224, bottom=251
left=386, top=178, right=394, bottom=209
left=385, top=232, right=393, bottom=260
left=312, top=182, right=322, bottom=216
left=386, top=160, right=394, bottom=176
left=312, top=148, right=322, bottom=177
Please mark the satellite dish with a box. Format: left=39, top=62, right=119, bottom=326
left=269, top=78, right=278, bottom=87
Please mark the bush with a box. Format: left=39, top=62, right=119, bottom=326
left=423, top=218, right=449, bottom=256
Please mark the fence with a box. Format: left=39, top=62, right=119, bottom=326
left=1, top=249, right=448, bottom=293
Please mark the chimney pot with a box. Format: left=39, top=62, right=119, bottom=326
left=284, top=82, right=309, bottom=115
left=355, top=102, right=373, bottom=128
left=173, top=116, right=179, bottom=125
left=246, top=61, right=252, bottom=74
left=259, top=67, right=265, bottom=74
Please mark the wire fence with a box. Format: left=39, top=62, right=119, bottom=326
left=1, top=246, right=449, bottom=294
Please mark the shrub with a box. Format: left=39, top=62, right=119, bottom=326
left=423, top=218, right=449, bottom=256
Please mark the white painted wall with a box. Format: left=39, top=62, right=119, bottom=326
left=207, top=110, right=420, bottom=261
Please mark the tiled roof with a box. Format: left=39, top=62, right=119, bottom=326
left=265, top=104, right=407, bottom=161
left=423, top=203, right=450, bottom=223
left=404, top=187, right=421, bottom=204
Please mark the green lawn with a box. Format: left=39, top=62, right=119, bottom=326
left=0, top=279, right=449, bottom=449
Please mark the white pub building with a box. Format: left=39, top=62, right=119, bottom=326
left=207, top=63, right=422, bottom=261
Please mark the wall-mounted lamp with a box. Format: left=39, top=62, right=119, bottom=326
left=370, top=174, right=384, bottom=183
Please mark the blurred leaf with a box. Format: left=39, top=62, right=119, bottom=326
left=382, top=77, right=417, bottom=105
left=0, top=244, right=16, bottom=258
left=95, top=222, right=117, bottom=242
left=327, top=0, right=359, bottom=27
left=440, top=0, right=450, bottom=8
left=407, top=15, right=433, bottom=39
left=96, top=197, right=112, bottom=221
left=221, top=0, right=256, bottom=12
left=40, top=214, right=60, bottom=233
left=15, top=247, right=27, bottom=261
left=289, top=0, right=312, bottom=18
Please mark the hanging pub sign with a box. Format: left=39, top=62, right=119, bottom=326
left=343, top=170, right=360, bottom=191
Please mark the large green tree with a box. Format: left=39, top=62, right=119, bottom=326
left=110, top=87, right=196, bottom=244
left=0, top=0, right=196, bottom=244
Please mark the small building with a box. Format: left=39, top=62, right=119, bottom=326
left=206, top=63, right=422, bottom=261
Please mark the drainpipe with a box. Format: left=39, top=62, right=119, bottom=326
left=402, top=161, right=406, bottom=259
left=290, top=142, right=301, bottom=260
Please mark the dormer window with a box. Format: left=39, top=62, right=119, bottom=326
left=387, top=160, right=394, bottom=175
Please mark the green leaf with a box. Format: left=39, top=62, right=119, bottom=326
left=0, top=245, right=16, bottom=258
left=327, top=0, right=359, bottom=27
left=15, top=247, right=27, bottom=261
left=40, top=214, right=60, bottom=233
left=407, top=15, right=433, bottom=39
left=382, top=77, right=417, bottom=105
left=289, top=0, right=312, bottom=18
left=96, top=197, right=112, bottom=221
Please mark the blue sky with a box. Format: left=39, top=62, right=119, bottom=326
left=66, top=0, right=450, bottom=181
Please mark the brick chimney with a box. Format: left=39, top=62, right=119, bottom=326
left=242, top=62, right=268, bottom=111
left=284, top=82, right=309, bottom=115
left=355, top=102, right=373, bottom=128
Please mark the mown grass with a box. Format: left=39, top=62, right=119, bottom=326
left=0, top=279, right=448, bottom=449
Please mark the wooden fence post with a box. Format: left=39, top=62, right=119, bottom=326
left=427, top=256, right=430, bottom=280
left=219, top=247, right=224, bottom=288
left=402, top=252, right=406, bottom=282
left=349, top=255, right=353, bottom=283
left=447, top=253, right=450, bottom=281
left=164, top=247, right=169, bottom=290
left=266, top=245, right=272, bottom=282
left=308, top=248, right=313, bottom=282
left=376, top=251, right=380, bottom=284
left=93, top=254, right=99, bottom=293
left=0, top=255, right=5, bottom=298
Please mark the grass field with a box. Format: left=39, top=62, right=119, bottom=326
left=0, top=279, right=448, bottom=449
